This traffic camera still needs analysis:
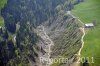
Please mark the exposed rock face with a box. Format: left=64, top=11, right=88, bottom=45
left=38, top=13, right=83, bottom=66
left=0, top=0, right=83, bottom=66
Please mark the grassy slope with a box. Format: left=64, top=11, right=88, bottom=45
left=0, top=16, right=4, bottom=26
left=0, top=0, right=7, bottom=26
left=72, top=0, right=100, bottom=65
left=0, top=0, right=7, bottom=9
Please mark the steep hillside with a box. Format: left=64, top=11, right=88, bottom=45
left=44, top=13, right=83, bottom=66
left=0, top=0, right=84, bottom=66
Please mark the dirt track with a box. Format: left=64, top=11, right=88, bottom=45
left=68, top=11, right=85, bottom=66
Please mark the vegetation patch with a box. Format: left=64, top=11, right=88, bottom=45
left=0, top=0, right=7, bottom=26
left=0, top=0, right=7, bottom=9
left=0, top=16, right=4, bottom=26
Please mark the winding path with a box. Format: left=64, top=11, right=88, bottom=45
left=70, top=28, right=85, bottom=66
left=78, top=28, right=85, bottom=56
left=67, top=11, right=86, bottom=66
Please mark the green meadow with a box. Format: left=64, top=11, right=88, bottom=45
left=72, top=0, right=100, bottom=66
left=0, top=0, right=7, bottom=9
left=0, top=16, right=4, bottom=26
left=0, top=0, right=7, bottom=26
